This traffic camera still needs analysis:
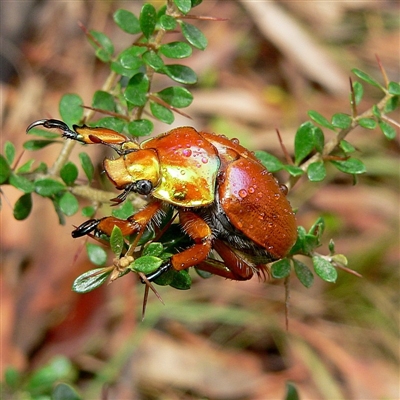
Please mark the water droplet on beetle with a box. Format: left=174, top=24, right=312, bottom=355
left=201, top=157, right=208, bottom=164
left=182, top=149, right=192, bottom=157
left=249, top=187, right=255, bottom=194
left=231, top=138, right=240, bottom=144
left=239, top=189, right=247, bottom=198
left=274, top=193, right=281, bottom=199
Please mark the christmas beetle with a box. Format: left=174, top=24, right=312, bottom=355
left=27, top=119, right=297, bottom=281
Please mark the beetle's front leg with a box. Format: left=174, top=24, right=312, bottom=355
left=72, top=200, right=164, bottom=240
left=26, top=118, right=130, bottom=146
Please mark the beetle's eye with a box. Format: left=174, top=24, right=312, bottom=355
left=134, top=179, right=153, bottom=195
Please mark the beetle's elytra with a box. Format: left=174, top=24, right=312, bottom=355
left=27, top=119, right=297, bottom=281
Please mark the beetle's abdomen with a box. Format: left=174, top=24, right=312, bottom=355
left=218, top=158, right=297, bottom=259
left=142, top=127, right=221, bottom=207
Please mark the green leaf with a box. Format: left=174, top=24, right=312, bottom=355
left=86, top=243, right=107, bottom=266
left=26, top=127, right=59, bottom=139
left=130, top=255, right=163, bottom=274
left=89, top=30, right=114, bottom=62
left=284, top=382, right=300, bottom=400
left=13, top=193, right=33, bottom=220
left=72, top=267, right=111, bottom=293
left=143, top=50, right=164, bottom=71
left=4, top=141, right=15, bottom=164
left=34, top=178, right=65, bottom=196
left=174, top=0, right=192, bottom=14
left=60, top=161, right=79, bottom=185
left=9, top=173, right=35, bottom=193
left=27, top=356, right=74, bottom=393
left=163, top=64, right=197, bottom=84
left=307, top=161, right=326, bottom=182
left=308, top=110, right=335, bottom=130
left=312, top=255, right=337, bottom=283
left=372, top=104, right=381, bottom=118
left=143, top=242, right=164, bottom=257
left=150, top=101, right=174, bottom=124
left=283, top=165, right=304, bottom=177
left=113, top=9, right=141, bottom=34
left=79, top=152, right=94, bottom=181
left=159, top=42, right=192, bottom=59
left=179, top=21, right=208, bottom=50
left=191, top=0, right=203, bottom=7
left=331, top=158, right=366, bottom=174
left=52, top=383, right=82, bottom=400
left=110, top=226, right=124, bottom=258
left=16, top=159, right=35, bottom=174
left=159, top=15, right=177, bottom=31
left=127, top=119, right=154, bottom=137
left=170, top=269, right=191, bottom=290
left=352, top=68, right=383, bottom=89
left=271, top=258, right=291, bottom=279
left=111, top=61, right=137, bottom=78
left=59, top=94, right=84, bottom=126
left=293, top=259, right=314, bottom=288
left=112, top=200, right=134, bottom=219
left=294, top=121, right=315, bottom=164
left=92, top=90, right=116, bottom=112
left=157, top=86, right=193, bottom=108
left=379, top=120, right=396, bottom=140
left=140, top=3, right=157, bottom=38
left=124, top=73, right=149, bottom=106
left=339, top=140, right=355, bottom=154
left=59, top=192, right=79, bottom=216
left=254, top=151, right=284, bottom=172
left=23, top=140, right=58, bottom=151
left=118, top=46, right=145, bottom=70
left=358, top=117, right=377, bottom=129
left=384, top=95, right=399, bottom=113
left=388, top=81, right=400, bottom=95
left=95, top=117, right=126, bottom=133
left=313, top=126, right=325, bottom=153
left=352, top=81, right=363, bottom=105
left=0, top=155, right=11, bottom=184
left=82, top=205, right=96, bottom=218
left=4, top=366, right=20, bottom=390
left=331, top=113, right=352, bottom=129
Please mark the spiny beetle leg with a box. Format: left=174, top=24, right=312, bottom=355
left=71, top=219, right=101, bottom=238
left=142, top=261, right=172, bottom=282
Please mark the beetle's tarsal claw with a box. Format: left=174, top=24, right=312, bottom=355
left=71, top=219, right=100, bottom=238
left=26, top=118, right=79, bottom=140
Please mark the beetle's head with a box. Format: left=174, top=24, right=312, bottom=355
left=104, top=149, right=160, bottom=195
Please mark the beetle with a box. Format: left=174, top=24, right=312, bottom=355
left=27, top=119, right=297, bottom=282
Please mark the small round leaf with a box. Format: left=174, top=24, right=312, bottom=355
left=140, top=3, right=157, bottom=38
left=59, top=192, right=79, bottom=216
left=127, top=119, right=154, bottom=137
left=13, top=193, right=33, bottom=220
left=79, top=152, right=94, bottom=182
left=293, top=259, right=314, bottom=288
left=34, top=178, right=65, bottom=197
left=271, top=258, right=291, bottom=279
left=179, top=21, right=207, bottom=50
left=59, top=94, right=84, bottom=126
left=156, top=86, right=193, bottom=108
left=312, top=256, right=337, bottom=283
left=60, top=161, right=79, bottom=186
left=72, top=268, right=111, bottom=293
left=159, top=42, right=192, bottom=59
left=163, top=64, right=197, bottom=84
left=150, top=101, right=174, bottom=124
left=86, top=243, right=107, bottom=266
left=113, top=9, right=141, bottom=34
left=307, top=161, right=326, bottom=182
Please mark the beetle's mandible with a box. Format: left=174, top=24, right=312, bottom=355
left=27, top=119, right=297, bottom=281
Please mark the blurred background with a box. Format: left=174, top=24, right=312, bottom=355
left=1, top=1, right=399, bottom=399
